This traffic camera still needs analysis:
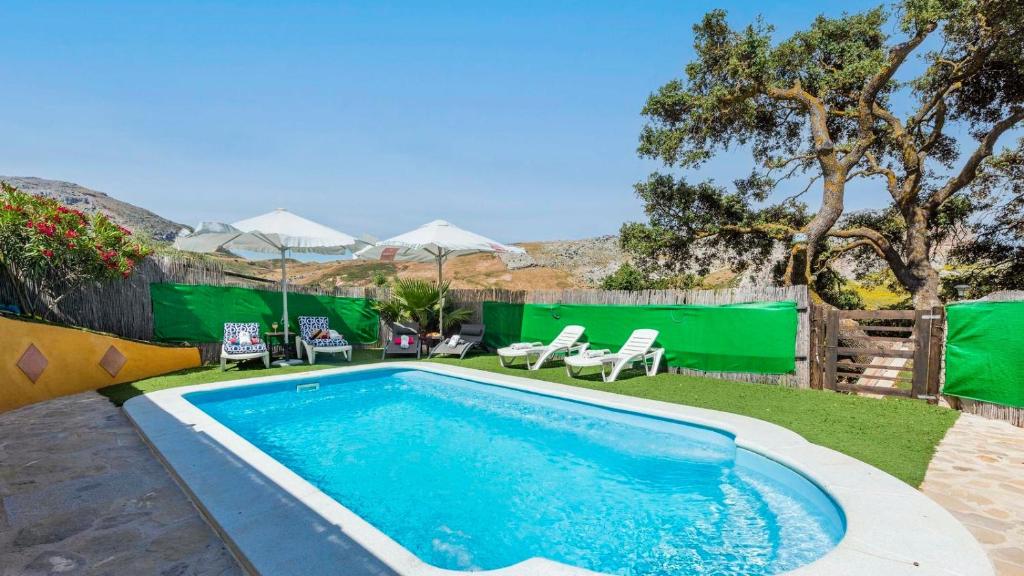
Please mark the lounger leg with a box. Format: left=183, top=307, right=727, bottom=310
left=530, top=349, right=554, bottom=371
left=262, top=353, right=270, bottom=369
left=345, top=348, right=352, bottom=361
left=606, top=360, right=628, bottom=383
left=646, top=350, right=664, bottom=376
left=308, top=350, right=315, bottom=365
left=220, top=356, right=227, bottom=371
left=381, top=347, right=387, bottom=360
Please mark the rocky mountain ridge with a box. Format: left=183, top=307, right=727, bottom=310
left=1, top=176, right=187, bottom=242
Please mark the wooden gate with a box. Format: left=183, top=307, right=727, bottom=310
left=821, top=307, right=944, bottom=400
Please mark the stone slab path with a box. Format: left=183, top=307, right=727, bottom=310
left=0, top=392, right=242, bottom=576
left=921, top=413, right=1024, bottom=576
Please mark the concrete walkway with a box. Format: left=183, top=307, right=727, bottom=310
left=0, top=392, right=242, bottom=576
left=921, top=413, right=1024, bottom=576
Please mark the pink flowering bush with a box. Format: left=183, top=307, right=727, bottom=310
left=0, top=182, right=151, bottom=317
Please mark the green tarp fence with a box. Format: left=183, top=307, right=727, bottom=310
left=482, top=301, right=797, bottom=374
left=150, top=283, right=379, bottom=344
left=944, top=300, right=1024, bottom=408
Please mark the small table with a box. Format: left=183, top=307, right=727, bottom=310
left=423, top=332, right=442, bottom=355
left=264, top=331, right=300, bottom=366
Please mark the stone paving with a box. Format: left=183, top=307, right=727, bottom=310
left=0, top=392, right=242, bottom=576
left=921, top=413, right=1024, bottom=576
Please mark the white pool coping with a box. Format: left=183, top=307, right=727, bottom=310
left=124, top=362, right=993, bottom=576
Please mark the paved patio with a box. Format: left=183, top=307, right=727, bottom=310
left=0, top=392, right=242, bottom=576
left=921, top=413, right=1024, bottom=576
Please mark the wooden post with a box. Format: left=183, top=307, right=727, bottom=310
left=808, top=304, right=825, bottom=390
left=911, top=309, right=929, bottom=399
left=824, top=308, right=839, bottom=391
left=926, top=306, right=945, bottom=401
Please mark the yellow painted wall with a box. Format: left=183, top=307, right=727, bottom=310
left=1, top=315, right=200, bottom=412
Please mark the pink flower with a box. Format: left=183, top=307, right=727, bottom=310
left=65, top=229, right=78, bottom=239
left=42, top=249, right=54, bottom=259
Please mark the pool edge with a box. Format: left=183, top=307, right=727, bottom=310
left=124, top=361, right=994, bottom=576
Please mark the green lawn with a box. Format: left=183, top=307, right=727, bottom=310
left=100, top=349, right=958, bottom=487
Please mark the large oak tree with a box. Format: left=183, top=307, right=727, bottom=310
left=623, top=0, right=1023, bottom=307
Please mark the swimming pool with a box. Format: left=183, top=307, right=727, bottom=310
left=185, top=368, right=843, bottom=575
left=126, top=363, right=994, bottom=576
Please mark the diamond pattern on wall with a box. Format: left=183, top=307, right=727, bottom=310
left=99, top=345, right=127, bottom=377
left=17, top=344, right=48, bottom=383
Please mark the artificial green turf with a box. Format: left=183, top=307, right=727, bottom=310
left=100, top=349, right=958, bottom=487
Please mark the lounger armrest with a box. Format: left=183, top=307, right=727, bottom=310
left=567, top=343, right=589, bottom=355
left=587, top=348, right=611, bottom=357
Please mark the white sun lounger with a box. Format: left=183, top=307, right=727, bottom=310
left=496, top=325, right=587, bottom=370
left=564, top=328, right=664, bottom=382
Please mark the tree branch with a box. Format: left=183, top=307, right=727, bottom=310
left=845, top=21, right=936, bottom=169
left=926, top=109, right=1024, bottom=211
left=828, top=227, right=908, bottom=274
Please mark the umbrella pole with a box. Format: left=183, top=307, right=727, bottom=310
left=437, top=253, right=444, bottom=339
left=281, top=248, right=289, bottom=344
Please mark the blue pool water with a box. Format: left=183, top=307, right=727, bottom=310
left=186, top=368, right=844, bottom=575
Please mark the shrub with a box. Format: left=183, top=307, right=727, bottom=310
left=372, top=278, right=471, bottom=332
left=0, top=182, right=151, bottom=318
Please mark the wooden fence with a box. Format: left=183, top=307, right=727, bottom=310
left=1, top=256, right=811, bottom=386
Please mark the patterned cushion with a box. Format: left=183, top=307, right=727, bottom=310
left=223, top=342, right=268, bottom=355
left=224, top=322, right=260, bottom=343
left=298, top=316, right=329, bottom=340
left=310, top=338, right=348, bottom=348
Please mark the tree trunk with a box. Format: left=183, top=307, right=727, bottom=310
left=903, top=208, right=942, bottom=309
left=785, top=174, right=846, bottom=289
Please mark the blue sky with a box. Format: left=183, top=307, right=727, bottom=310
left=2, top=0, right=897, bottom=245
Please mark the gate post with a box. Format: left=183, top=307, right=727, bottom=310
left=926, top=306, right=945, bottom=401
left=824, top=308, right=839, bottom=391
left=911, top=310, right=930, bottom=398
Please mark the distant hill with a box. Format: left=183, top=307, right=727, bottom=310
left=0, top=176, right=187, bottom=242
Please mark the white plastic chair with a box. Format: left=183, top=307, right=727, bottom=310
left=497, top=325, right=588, bottom=370
left=564, top=328, right=664, bottom=382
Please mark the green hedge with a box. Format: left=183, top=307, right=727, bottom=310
left=150, top=283, right=379, bottom=344
left=483, top=301, right=797, bottom=374
left=944, top=300, right=1024, bottom=408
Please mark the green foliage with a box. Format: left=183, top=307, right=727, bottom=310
left=600, top=263, right=664, bottom=291
left=372, top=278, right=472, bottom=332
left=944, top=140, right=1024, bottom=297
left=0, top=183, right=151, bottom=317
left=814, top=268, right=864, bottom=310
left=625, top=0, right=1024, bottom=306
left=371, top=270, right=389, bottom=287
left=600, top=263, right=706, bottom=291
left=621, top=177, right=807, bottom=279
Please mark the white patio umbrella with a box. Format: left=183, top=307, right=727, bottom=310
left=174, top=209, right=367, bottom=351
left=355, top=219, right=525, bottom=336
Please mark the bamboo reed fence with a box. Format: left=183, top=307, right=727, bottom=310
left=445, top=285, right=811, bottom=388
left=1, top=256, right=810, bottom=386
